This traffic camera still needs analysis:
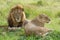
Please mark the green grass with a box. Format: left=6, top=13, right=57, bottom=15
left=0, top=29, right=60, bottom=40
left=0, top=0, right=60, bottom=40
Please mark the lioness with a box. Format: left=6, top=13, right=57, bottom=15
left=24, top=21, right=51, bottom=37
left=24, top=14, right=51, bottom=36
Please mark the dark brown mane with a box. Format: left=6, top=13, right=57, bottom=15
left=8, top=5, right=26, bottom=27
left=10, top=5, right=24, bottom=13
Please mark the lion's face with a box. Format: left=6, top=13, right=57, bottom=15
left=11, top=5, right=24, bottom=22
left=38, top=14, right=50, bottom=23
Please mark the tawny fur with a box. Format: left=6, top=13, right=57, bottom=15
left=8, top=5, right=26, bottom=27
left=31, top=14, right=50, bottom=27
left=24, top=21, right=51, bottom=36
left=24, top=14, right=51, bottom=36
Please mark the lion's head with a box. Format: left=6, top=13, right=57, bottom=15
left=10, top=5, right=24, bottom=22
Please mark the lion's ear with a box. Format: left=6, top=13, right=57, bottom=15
left=22, top=8, right=24, bottom=11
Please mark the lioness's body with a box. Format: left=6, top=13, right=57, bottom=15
left=24, top=14, right=51, bottom=36
left=24, top=21, right=51, bottom=36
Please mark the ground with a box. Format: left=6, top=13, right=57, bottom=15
left=0, top=0, right=60, bottom=40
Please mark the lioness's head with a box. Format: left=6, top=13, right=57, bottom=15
left=10, top=5, right=24, bottom=22
left=38, top=14, right=50, bottom=23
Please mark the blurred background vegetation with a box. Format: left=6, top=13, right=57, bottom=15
left=0, top=0, right=60, bottom=40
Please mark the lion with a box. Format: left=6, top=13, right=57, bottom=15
left=31, top=14, right=50, bottom=27
left=8, top=5, right=26, bottom=27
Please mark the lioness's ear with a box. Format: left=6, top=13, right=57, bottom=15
left=39, top=14, right=46, bottom=18
left=40, top=14, right=45, bottom=16
left=39, top=14, right=43, bottom=18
